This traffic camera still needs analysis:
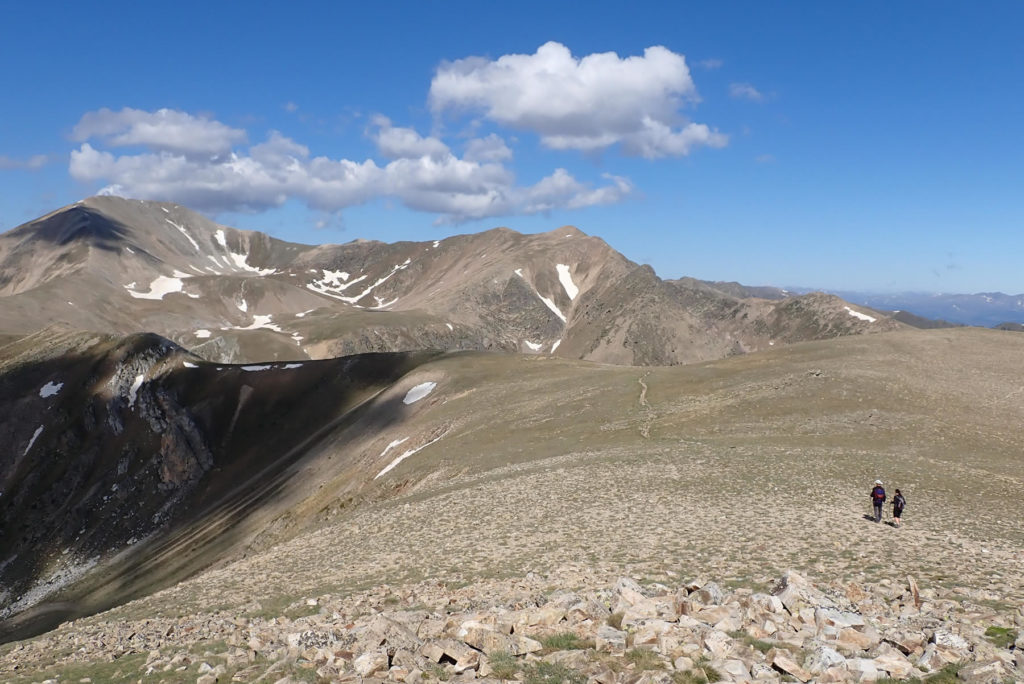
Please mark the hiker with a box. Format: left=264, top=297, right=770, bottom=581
left=870, top=480, right=886, bottom=523
left=892, top=488, right=906, bottom=527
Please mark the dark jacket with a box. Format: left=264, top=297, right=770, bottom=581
left=893, top=493, right=906, bottom=512
left=871, top=486, right=886, bottom=503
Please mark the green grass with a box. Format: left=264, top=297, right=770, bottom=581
left=539, top=631, right=594, bottom=651
left=488, top=650, right=520, bottom=680
left=521, top=661, right=586, bottom=684
left=727, top=629, right=774, bottom=654
left=923, top=663, right=961, bottom=683
left=984, top=625, right=1017, bottom=649
left=625, top=647, right=663, bottom=671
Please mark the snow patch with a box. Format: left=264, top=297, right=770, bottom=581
left=125, top=275, right=185, bottom=300
left=379, top=437, right=409, bottom=460
left=39, top=381, right=64, bottom=398
left=538, top=295, right=567, bottom=322
left=237, top=299, right=248, bottom=313
left=295, top=309, right=315, bottom=318
left=182, top=361, right=198, bottom=368
left=241, top=364, right=272, bottom=372
left=551, top=340, right=561, bottom=353
left=161, top=207, right=169, bottom=213
left=227, top=250, right=276, bottom=275
left=214, top=229, right=228, bottom=248
left=524, top=340, right=543, bottom=351
left=556, top=264, right=579, bottom=300
left=283, top=363, right=303, bottom=369
left=432, top=240, right=440, bottom=248
left=166, top=219, right=200, bottom=252
left=514, top=268, right=524, bottom=278
left=844, top=306, right=877, bottom=323
left=446, top=323, right=453, bottom=331
left=229, top=314, right=283, bottom=332
left=374, top=434, right=443, bottom=480
left=128, top=374, right=144, bottom=408
left=403, top=381, right=437, bottom=405
left=24, top=426, right=43, bottom=455
left=195, top=329, right=212, bottom=339
left=308, top=259, right=410, bottom=305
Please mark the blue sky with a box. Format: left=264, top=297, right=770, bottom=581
left=1, top=1, right=1021, bottom=293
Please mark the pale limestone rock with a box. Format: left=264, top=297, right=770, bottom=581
left=622, top=597, right=677, bottom=626
left=196, top=676, right=217, bottom=684
left=906, top=575, right=921, bottom=608
left=767, top=648, right=812, bottom=682
left=673, top=656, right=694, bottom=671
left=846, top=657, right=880, bottom=681
left=614, top=577, right=647, bottom=607
left=804, top=643, right=846, bottom=674
left=693, top=605, right=732, bottom=625
left=716, top=658, right=750, bottom=679
left=872, top=646, right=914, bottom=678
left=932, top=629, right=970, bottom=651
left=750, top=662, right=780, bottom=680
left=417, top=618, right=446, bottom=640
left=354, top=651, right=389, bottom=677
left=595, top=625, right=627, bottom=654
left=632, top=619, right=674, bottom=646
left=693, top=582, right=724, bottom=606
left=702, top=629, right=733, bottom=660
left=834, top=626, right=878, bottom=653
left=957, top=659, right=1005, bottom=683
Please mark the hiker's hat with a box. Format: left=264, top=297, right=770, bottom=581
left=874, top=479, right=882, bottom=485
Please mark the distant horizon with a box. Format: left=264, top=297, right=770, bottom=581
left=2, top=2, right=1022, bottom=293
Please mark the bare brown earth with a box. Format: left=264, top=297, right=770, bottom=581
left=1, top=327, right=1021, bottom=680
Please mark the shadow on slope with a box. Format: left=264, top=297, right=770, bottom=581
left=0, top=331, right=439, bottom=643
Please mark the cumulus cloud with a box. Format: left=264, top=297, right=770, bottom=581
left=372, top=116, right=451, bottom=160
left=70, top=108, right=628, bottom=224
left=0, top=154, right=50, bottom=170
left=429, top=41, right=726, bottom=158
left=71, top=107, right=247, bottom=157
left=463, top=134, right=513, bottom=163
left=729, top=82, right=764, bottom=102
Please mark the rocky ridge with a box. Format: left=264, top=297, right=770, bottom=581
left=2, top=569, right=1021, bottom=683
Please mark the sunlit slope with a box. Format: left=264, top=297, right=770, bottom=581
left=2, top=326, right=1021, bottom=643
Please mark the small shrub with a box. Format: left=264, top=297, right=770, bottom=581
left=488, top=650, right=519, bottom=680
left=521, top=661, right=586, bottom=684
left=672, top=671, right=706, bottom=684
left=607, top=612, right=624, bottom=629
left=625, top=648, right=663, bottom=671
left=984, top=625, right=1018, bottom=649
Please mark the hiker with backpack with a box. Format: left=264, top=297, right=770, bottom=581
left=870, top=480, right=886, bottom=523
left=892, top=489, right=906, bottom=528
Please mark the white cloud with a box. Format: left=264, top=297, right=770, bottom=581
left=284, top=101, right=299, bottom=113
left=429, top=41, right=726, bottom=158
left=729, top=82, right=764, bottom=102
left=697, top=58, right=723, bottom=70
left=0, top=154, right=50, bottom=170
left=372, top=116, right=450, bottom=160
left=72, top=107, right=247, bottom=157
left=463, top=134, right=513, bottom=163
left=69, top=108, right=629, bottom=224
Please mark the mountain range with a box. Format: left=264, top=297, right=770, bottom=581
left=0, top=197, right=904, bottom=368
left=2, top=197, right=1022, bottom=669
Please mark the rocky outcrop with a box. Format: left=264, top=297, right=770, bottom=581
left=3, top=570, right=1020, bottom=682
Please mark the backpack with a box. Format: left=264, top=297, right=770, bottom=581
left=872, top=486, right=885, bottom=502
